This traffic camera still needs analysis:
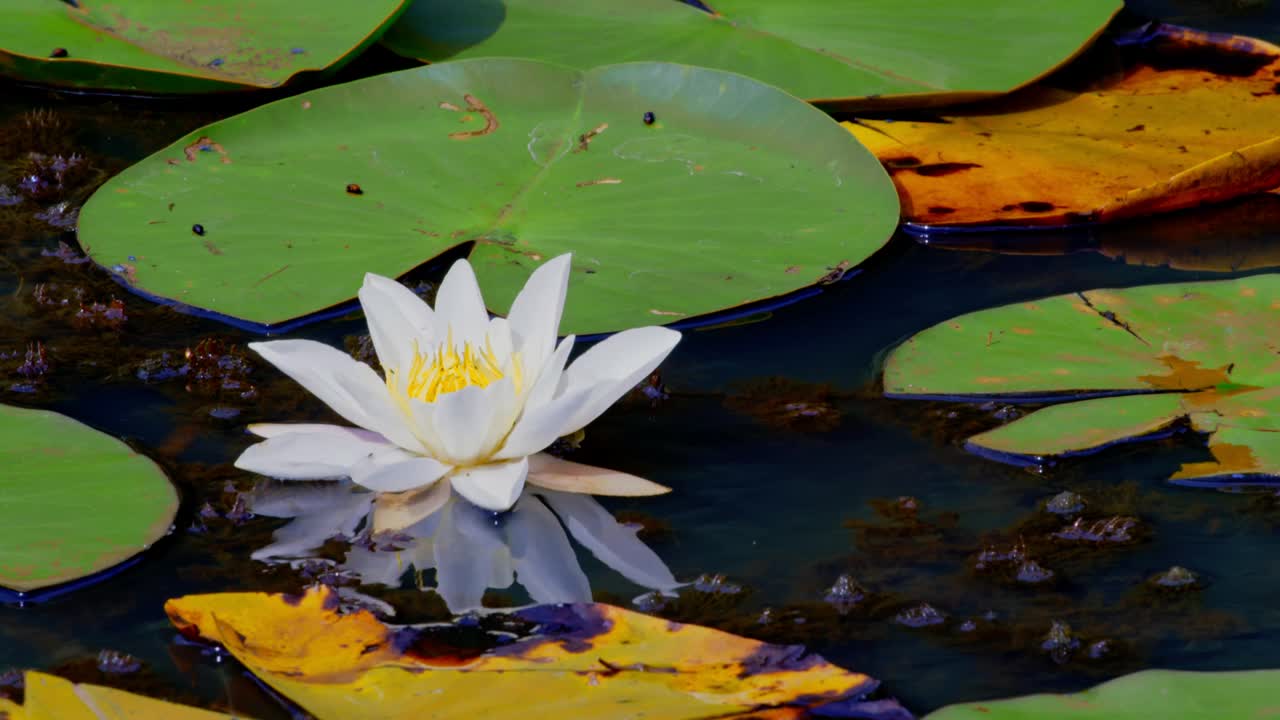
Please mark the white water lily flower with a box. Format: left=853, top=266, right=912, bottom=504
left=235, top=254, right=680, bottom=512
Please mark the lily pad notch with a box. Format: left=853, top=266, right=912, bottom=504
left=883, top=275, right=1280, bottom=484
left=78, top=58, right=899, bottom=336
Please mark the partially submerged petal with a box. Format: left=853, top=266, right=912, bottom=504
left=433, top=259, right=489, bottom=346
left=350, top=450, right=452, bottom=493
left=527, top=453, right=671, bottom=496
left=235, top=427, right=394, bottom=480
left=506, top=254, right=571, bottom=377
left=449, top=457, right=529, bottom=512
left=358, top=273, right=435, bottom=374
left=248, top=339, right=421, bottom=452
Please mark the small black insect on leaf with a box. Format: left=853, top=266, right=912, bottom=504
left=346, top=183, right=364, bottom=195
left=50, top=48, right=69, bottom=58
left=643, top=111, right=656, bottom=126
left=192, top=224, right=206, bottom=236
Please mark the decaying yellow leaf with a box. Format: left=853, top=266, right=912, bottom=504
left=0, top=671, right=236, bottom=719
left=845, top=25, right=1280, bottom=228
left=165, top=586, right=884, bottom=720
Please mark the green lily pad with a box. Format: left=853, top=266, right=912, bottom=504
left=0, top=404, right=177, bottom=593
left=925, top=669, right=1280, bottom=719
left=77, top=59, right=898, bottom=335
left=1, top=0, right=409, bottom=93
left=380, top=0, right=1122, bottom=106
left=883, top=275, right=1280, bottom=482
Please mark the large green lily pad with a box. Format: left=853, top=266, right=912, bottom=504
left=0, top=404, right=177, bottom=593
left=884, top=275, right=1280, bottom=483
left=925, top=669, right=1280, bottom=719
left=0, top=0, right=409, bottom=93
left=77, top=59, right=898, bottom=335
left=380, top=0, right=1122, bottom=106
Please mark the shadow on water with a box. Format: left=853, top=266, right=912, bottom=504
left=5, top=42, right=1280, bottom=719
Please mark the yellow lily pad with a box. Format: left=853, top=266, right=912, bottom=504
left=0, top=671, right=233, bottom=719
left=165, top=586, right=887, bottom=719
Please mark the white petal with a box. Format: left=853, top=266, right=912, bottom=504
left=507, top=495, right=592, bottom=604
left=493, top=387, right=595, bottom=460
left=523, top=335, right=575, bottom=413
left=235, top=427, right=394, bottom=480
left=430, top=382, right=501, bottom=464
left=486, top=317, right=514, bottom=363
left=555, top=325, right=681, bottom=435
left=538, top=490, right=679, bottom=592
left=450, top=457, right=529, bottom=512
left=506, top=254, right=571, bottom=378
left=526, top=453, right=671, bottom=496
left=433, top=499, right=512, bottom=611
left=249, top=339, right=422, bottom=452
left=350, top=450, right=451, bottom=493
left=247, top=423, right=387, bottom=442
left=371, top=478, right=452, bottom=534
left=433, top=259, right=489, bottom=346
left=358, top=273, right=435, bottom=374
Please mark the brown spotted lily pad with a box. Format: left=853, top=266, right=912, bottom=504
left=884, top=275, right=1280, bottom=484
left=845, top=25, right=1280, bottom=229
left=164, top=585, right=898, bottom=719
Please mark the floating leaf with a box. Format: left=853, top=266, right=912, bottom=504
left=0, top=671, right=234, bottom=719
left=381, top=0, right=1120, bottom=107
left=0, top=404, right=177, bottom=593
left=883, top=275, right=1280, bottom=482
left=924, top=668, right=1280, bottom=719
left=1, top=0, right=409, bottom=93
left=165, top=585, right=893, bottom=719
left=845, top=25, right=1280, bottom=229
left=78, top=59, right=897, bottom=335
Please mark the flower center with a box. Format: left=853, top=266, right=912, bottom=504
left=388, top=330, right=522, bottom=404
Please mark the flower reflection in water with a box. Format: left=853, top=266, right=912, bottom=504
left=248, top=481, right=680, bottom=612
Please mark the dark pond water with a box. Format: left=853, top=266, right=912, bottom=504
left=4, top=35, right=1280, bottom=720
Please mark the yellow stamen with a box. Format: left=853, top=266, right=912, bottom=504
left=387, top=329, right=520, bottom=403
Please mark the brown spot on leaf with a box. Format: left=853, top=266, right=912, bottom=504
left=575, top=178, right=623, bottom=187
left=573, top=123, right=609, bottom=153
left=448, top=95, right=498, bottom=140
left=183, top=136, right=231, bottom=164
left=1138, top=355, right=1231, bottom=390
left=1173, top=442, right=1260, bottom=479
left=910, top=162, right=981, bottom=177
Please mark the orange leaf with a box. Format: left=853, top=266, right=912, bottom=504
left=845, top=25, right=1280, bottom=228
left=166, top=586, right=888, bottom=719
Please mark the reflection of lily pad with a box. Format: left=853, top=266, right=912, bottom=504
left=845, top=26, right=1280, bottom=228
left=1, top=0, right=409, bottom=93
left=382, top=0, right=1121, bottom=106
left=0, top=404, right=177, bottom=593
left=884, top=276, right=1280, bottom=483
left=925, top=668, right=1280, bottom=719
left=79, top=59, right=897, bottom=335
left=166, top=585, right=897, bottom=720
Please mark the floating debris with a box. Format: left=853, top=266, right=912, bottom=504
left=73, top=298, right=127, bottom=330
left=17, top=153, right=87, bottom=201
left=1087, top=639, right=1114, bottom=660
left=1041, top=620, right=1080, bottom=664
left=725, top=377, right=842, bottom=432
left=823, top=574, right=867, bottom=614
left=1015, top=559, right=1055, bottom=584
left=1151, top=565, right=1202, bottom=589
left=894, top=603, right=946, bottom=628
left=95, top=649, right=142, bottom=674
left=633, top=591, right=668, bottom=613
left=40, top=240, right=90, bottom=264
left=692, top=573, right=743, bottom=595
left=1044, top=490, right=1086, bottom=516
left=0, top=185, right=20, bottom=207
left=756, top=607, right=776, bottom=625
left=974, top=538, right=1027, bottom=569
left=15, top=343, right=48, bottom=380
left=1053, top=515, right=1140, bottom=544
left=135, top=352, right=187, bottom=382
left=184, top=338, right=257, bottom=400
left=34, top=201, right=78, bottom=229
